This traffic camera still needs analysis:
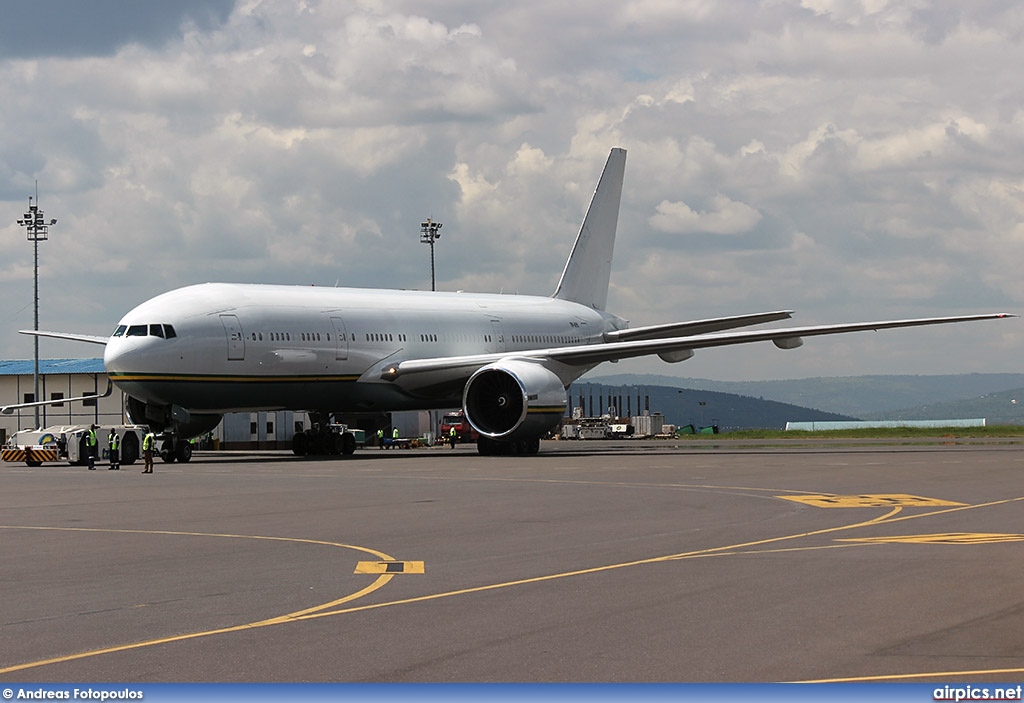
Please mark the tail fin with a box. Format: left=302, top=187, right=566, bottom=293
left=552, top=148, right=626, bottom=311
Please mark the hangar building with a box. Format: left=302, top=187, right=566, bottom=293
left=0, top=358, right=304, bottom=450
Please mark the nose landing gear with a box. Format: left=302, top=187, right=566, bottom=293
left=158, top=435, right=193, bottom=463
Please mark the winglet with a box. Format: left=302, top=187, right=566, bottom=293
left=552, top=148, right=626, bottom=311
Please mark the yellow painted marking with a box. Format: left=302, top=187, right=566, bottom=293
left=798, top=665, right=1024, bottom=683
left=295, top=505, right=909, bottom=623
left=355, top=560, right=425, bottom=574
left=0, top=525, right=401, bottom=675
left=838, top=532, right=1024, bottom=545
left=779, top=493, right=965, bottom=508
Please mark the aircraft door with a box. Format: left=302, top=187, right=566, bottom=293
left=220, top=314, right=245, bottom=361
left=330, top=316, right=349, bottom=360
left=490, top=320, right=506, bottom=353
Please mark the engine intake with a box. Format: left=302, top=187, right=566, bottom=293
left=463, top=360, right=567, bottom=441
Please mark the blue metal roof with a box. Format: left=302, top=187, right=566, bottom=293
left=0, top=359, right=105, bottom=376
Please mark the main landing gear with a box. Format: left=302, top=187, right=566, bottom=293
left=477, top=436, right=541, bottom=456
left=291, top=414, right=357, bottom=457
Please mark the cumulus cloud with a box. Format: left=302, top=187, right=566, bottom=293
left=649, top=195, right=762, bottom=235
left=0, top=0, right=1020, bottom=380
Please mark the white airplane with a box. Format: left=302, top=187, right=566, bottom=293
left=13, top=148, right=1015, bottom=458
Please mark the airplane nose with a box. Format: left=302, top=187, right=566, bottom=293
left=103, top=337, right=132, bottom=375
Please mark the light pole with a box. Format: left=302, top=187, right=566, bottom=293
left=420, top=218, right=442, bottom=291
left=16, top=182, right=56, bottom=429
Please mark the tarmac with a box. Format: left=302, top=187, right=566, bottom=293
left=1, top=438, right=1023, bottom=683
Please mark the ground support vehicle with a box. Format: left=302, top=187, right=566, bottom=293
left=383, top=436, right=422, bottom=449
left=2, top=425, right=148, bottom=467
left=439, top=411, right=479, bottom=444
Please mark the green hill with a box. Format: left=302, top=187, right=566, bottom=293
left=588, top=373, right=1024, bottom=420
left=567, top=381, right=856, bottom=431
left=862, top=387, right=1024, bottom=425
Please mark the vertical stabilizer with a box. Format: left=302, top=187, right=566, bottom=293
left=552, top=148, right=626, bottom=311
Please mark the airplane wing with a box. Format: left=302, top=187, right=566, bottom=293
left=604, top=310, right=794, bottom=342
left=380, top=312, right=1016, bottom=386
left=19, top=330, right=109, bottom=346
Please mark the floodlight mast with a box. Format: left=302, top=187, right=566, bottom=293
left=420, top=218, right=443, bottom=292
left=15, top=181, right=57, bottom=429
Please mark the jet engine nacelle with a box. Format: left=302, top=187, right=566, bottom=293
left=463, top=360, right=567, bottom=441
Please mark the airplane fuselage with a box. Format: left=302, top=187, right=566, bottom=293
left=104, top=283, right=622, bottom=414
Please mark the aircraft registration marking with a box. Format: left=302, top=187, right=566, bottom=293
left=355, top=561, right=425, bottom=574
left=779, top=494, right=966, bottom=508
left=837, top=533, right=1024, bottom=545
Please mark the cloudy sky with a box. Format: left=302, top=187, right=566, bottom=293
left=0, top=0, right=1021, bottom=381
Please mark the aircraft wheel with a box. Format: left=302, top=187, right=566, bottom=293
left=160, top=442, right=176, bottom=463
left=310, top=434, right=328, bottom=455
left=341, top=432, right=356, bottom=455
left=330, top=433, right=345, bottom=455
left=175, top=442, right=193, bottom=463
left=292, top=433, right=308, bottom=456
left=121, top=434, right=139, bottom=465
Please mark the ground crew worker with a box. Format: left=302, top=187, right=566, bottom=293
left=377, top=428, right=384, bottom=449
left=85, top=425, right=98, bottom=470
left=392, top=427, right=399, bottom=439
left=142, top=432, right=155, bottom=473
left=108, top=429, right=120, bottom=470
left=448, top=426, right=457, bottom=449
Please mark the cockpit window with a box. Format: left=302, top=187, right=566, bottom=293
left=119, top=323, right=178, bottom=338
